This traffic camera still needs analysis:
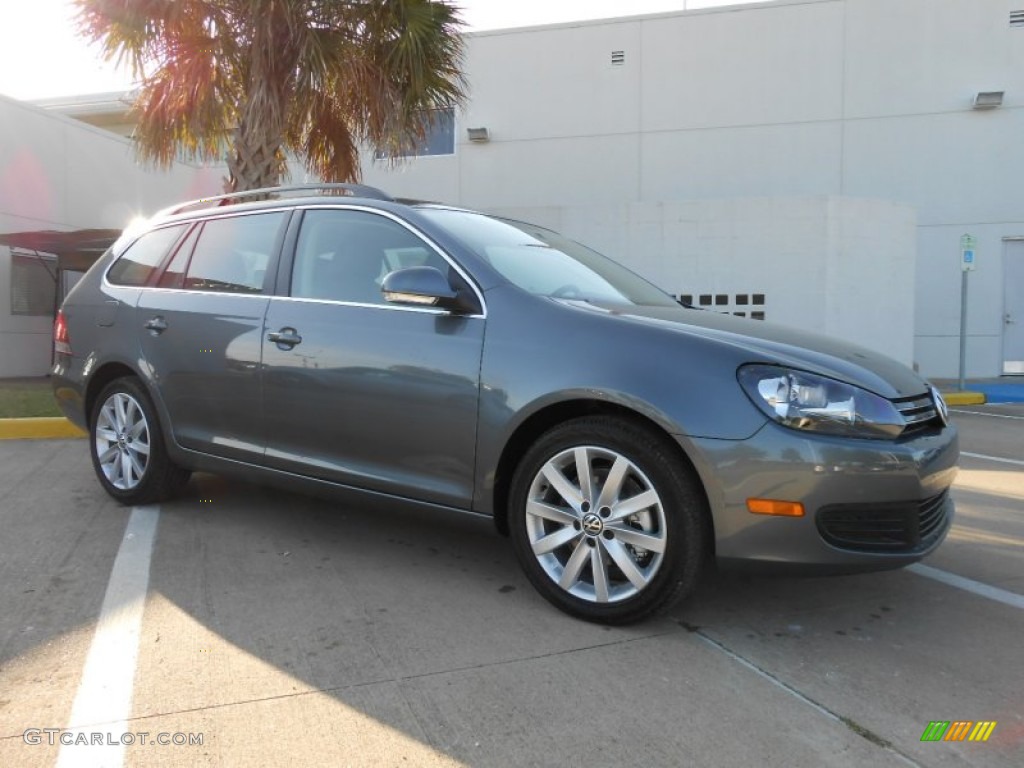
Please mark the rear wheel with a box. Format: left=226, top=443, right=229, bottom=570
left=509, top=416, right=706, bottom=624
left=90, top=377, right=189, bottom=504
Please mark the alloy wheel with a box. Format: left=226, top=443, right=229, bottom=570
left=94, top=392, right=151, bottom=490
left=524, top=446, right=667, bottom=603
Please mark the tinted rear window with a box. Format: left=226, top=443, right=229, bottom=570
left=182, top=212, right=287, bottom=294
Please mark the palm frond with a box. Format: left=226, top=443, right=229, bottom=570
left=77, top=0, right=467, bottom=188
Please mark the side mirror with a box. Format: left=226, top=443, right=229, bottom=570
left=382, top=266, right=470, bottom=312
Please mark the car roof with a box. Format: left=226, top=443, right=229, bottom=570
left=122, top=184, right=508, bottom=291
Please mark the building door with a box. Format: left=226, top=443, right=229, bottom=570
left=1004, top=240, right=1024, bottom=374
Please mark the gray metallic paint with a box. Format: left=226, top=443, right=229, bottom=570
left=52, top=195, right=959, bottom=576
left=261, top=298, right=484, bottom=507
left=137, top=290, right=268, bottom=462
left=687, top=422, right=958, bottom=570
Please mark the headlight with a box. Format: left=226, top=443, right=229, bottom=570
left=737, top=365, right=905, bottom=439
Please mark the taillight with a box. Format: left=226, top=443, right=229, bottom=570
left=54, top=310, right=72, bottom=355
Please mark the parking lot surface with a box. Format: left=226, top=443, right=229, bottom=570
left=1, top=405, right=1021, bottom=767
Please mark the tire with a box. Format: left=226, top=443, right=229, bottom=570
left=89, top=377, right=190, bottom=504
left=509, top=416, right=706, bottom=624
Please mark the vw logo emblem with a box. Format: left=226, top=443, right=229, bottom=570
left=930, top=385, right=950, bottom=427
left=582, top=513, right=604, bottom=536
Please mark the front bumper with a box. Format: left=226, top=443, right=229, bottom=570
left=684, top=420, right=959, bottom=574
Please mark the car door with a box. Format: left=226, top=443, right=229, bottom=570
left=261, top=207, right=485, bottom=508
left=138, top=210, right=289, bottom=461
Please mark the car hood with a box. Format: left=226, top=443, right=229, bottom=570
left=564, top=301, right=931, bottom=399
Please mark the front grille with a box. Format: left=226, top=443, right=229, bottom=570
left=894, top=393, right=941, bottom=436
left=817, top=491, right=950, bottom=552
left=917, top=491, right=947, bottom=540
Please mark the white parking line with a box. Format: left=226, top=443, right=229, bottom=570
left=56, top=506, right=159, bottom=768
left=961, top=451, right=1024, bottom=467
left=951, top=409, right=1024, bottom=421
left=907, top=564, right=1024, bottom=611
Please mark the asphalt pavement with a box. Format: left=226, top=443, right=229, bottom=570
left=0, top=405, right=1021, bottom=767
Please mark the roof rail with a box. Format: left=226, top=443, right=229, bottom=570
left=157, top=183, right=394, bottom=217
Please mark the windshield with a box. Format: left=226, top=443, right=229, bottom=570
left=419, top=208, right=678, bottom=307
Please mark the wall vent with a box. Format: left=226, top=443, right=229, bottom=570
left=678, top=292, right=766, bottom=320
left=1011, top=10, right=1024, bottom=27
left=611, top=50, right=625, bottom=65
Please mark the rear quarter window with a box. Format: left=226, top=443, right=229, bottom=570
left=106, top=226, right=187, bottom=286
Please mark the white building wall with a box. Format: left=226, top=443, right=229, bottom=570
left=0, top=95, right=220, bottom=377
left=362, top=0, right=1024, bottom=377
left=840, top=0, right=1024, bottom=376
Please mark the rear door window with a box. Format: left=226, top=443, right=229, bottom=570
left=183, top=212, right=287, bottom=294
left=156, top=225, right=200, bottom=289
left=107, top=225, right=187, bottom=286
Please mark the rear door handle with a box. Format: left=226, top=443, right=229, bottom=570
left=144, top=316, right=168, bottom=334
left=267, top=327, right=302, bottom=348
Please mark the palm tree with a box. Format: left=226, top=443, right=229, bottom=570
left=76, top=0, right=467, bottom=192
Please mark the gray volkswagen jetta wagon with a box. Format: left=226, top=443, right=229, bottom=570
left=53, top=184, right=958, bottom=624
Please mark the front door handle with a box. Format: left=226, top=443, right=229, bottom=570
left=1007, top=313, right=1016, bottom=325
left=144, top=316, right=168, bottom=334
left=267, top=327, right=302, bottom=348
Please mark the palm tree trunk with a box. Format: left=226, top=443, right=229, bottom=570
left=224, top=5, right=297, bottom=193
left=225, top=117, right=285, bottom=192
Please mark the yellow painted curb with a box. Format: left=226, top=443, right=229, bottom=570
left=941, top=391, right=987, bottom=406
left=0, top=417, right=87, bottom=439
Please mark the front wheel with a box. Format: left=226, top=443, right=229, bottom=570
left=89, top=377, right=190, bottom=504
left=509, top=416, right=707, bottom=624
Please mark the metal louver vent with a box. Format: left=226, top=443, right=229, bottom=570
left=611, top=50, right=625, bottom=65
left=677, top=292, right=767, bottom=320
left=1012, top=10, right=1024, bottom=27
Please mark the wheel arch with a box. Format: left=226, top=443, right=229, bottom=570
left=84, top=361, right=175, bottom=452
left=491, top=398, right=716, bottom=557
left=84, top=361, right=142, bottom=425
left=85, top=362, right=191, bottom=503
